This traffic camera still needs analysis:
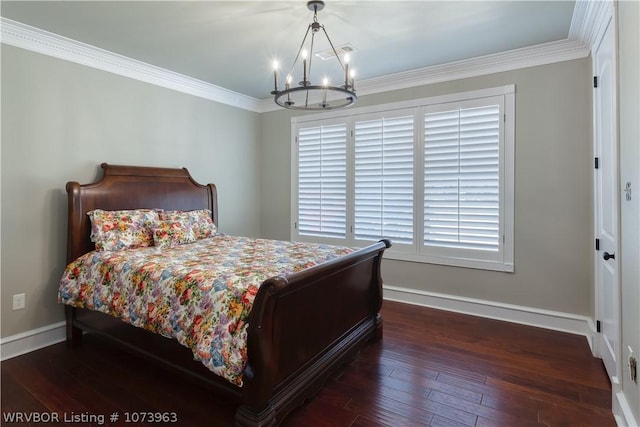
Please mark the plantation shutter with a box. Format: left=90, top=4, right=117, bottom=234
left=297, top=123, right=347, bottom=239
left=354, top=115, right=414, bottom=244
left=423, top=104, right=501, bottom=251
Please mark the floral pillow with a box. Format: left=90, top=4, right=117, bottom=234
left=152, top=220, right=197, bottom=249
left=88, top=209, right=159, bottom=251
left=157, top=209, right=217, bottom=239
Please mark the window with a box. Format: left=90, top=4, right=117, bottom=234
left=292, top=86, right=515, bottom=272
left=354, top=113, right=414, bottom=247
left=297, top=122, right=347, bottom=240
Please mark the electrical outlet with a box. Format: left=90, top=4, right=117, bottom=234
left=12, top=293, right=26, bottom=310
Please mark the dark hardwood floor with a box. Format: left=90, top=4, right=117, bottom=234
left=2, top=301, right=615, bottom=426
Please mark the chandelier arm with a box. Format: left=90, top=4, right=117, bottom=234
left=321, top=25, right=346, bottom=72
left=304, top=31, right=318, bottom=106
left=308, top=30, right=316, bottom=79
left=288, top=24, right=313, bottom=78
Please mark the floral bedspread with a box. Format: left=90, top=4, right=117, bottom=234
left=58, top=235, right=353, bottom=386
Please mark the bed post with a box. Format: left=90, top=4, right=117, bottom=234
left=65, top=306, right=83, bottom=347
left=372, top=239, right=391, bottom=342
left=235, top=277, right=283, bottom=427
left=235, top=405, right=276, bottom=427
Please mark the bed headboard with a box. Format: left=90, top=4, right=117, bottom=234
left=66, top=163, right=218, bottom=263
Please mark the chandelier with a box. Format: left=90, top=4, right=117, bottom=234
left=271, top=0, right=357, bottom=111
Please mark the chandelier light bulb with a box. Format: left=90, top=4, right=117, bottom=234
left=302, top=49, right=309, bottom=84
left=271, top=59, right=279, bottom=94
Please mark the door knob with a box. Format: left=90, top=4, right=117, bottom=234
left=603, top=251, right=615, bottom=261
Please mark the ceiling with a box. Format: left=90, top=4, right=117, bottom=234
left=1, top=1, right=577, bottom=100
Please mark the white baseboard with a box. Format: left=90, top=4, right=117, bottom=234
left=614, top=388, right=640, bottom=427
left=0, top=321, right=66, bottom=361
left=1, top=288, right=597, bottom=362
left=383, top=284, right=596, bottom=350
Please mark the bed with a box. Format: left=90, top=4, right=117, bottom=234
left=61, top=163, right=391, bottom=426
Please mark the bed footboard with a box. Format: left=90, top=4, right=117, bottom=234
left=237, top=239, right=391, bottom=426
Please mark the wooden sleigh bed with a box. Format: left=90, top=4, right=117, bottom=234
left=62, top=163, right=390, bottom=426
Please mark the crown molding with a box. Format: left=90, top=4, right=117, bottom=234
left=259, top=38, right=589, bottom=113
left=0, top=17, right=263, bottom=113
left=2, top=17, right=589, bottom=115
left=358, top=39, right=589, bottom=95
left=569, top=0, right=614, bottom=49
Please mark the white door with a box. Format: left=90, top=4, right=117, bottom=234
left=594, top=15, right=620, bottom=383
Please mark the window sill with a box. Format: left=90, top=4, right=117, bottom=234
left=382, top=250, right=514, bottom=273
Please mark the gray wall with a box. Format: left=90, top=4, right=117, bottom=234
left=1, top=45, right=596, bottom=340
left=261, top=58, right=593, bottom=317
left=1, top=45, right=262, bottom=337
